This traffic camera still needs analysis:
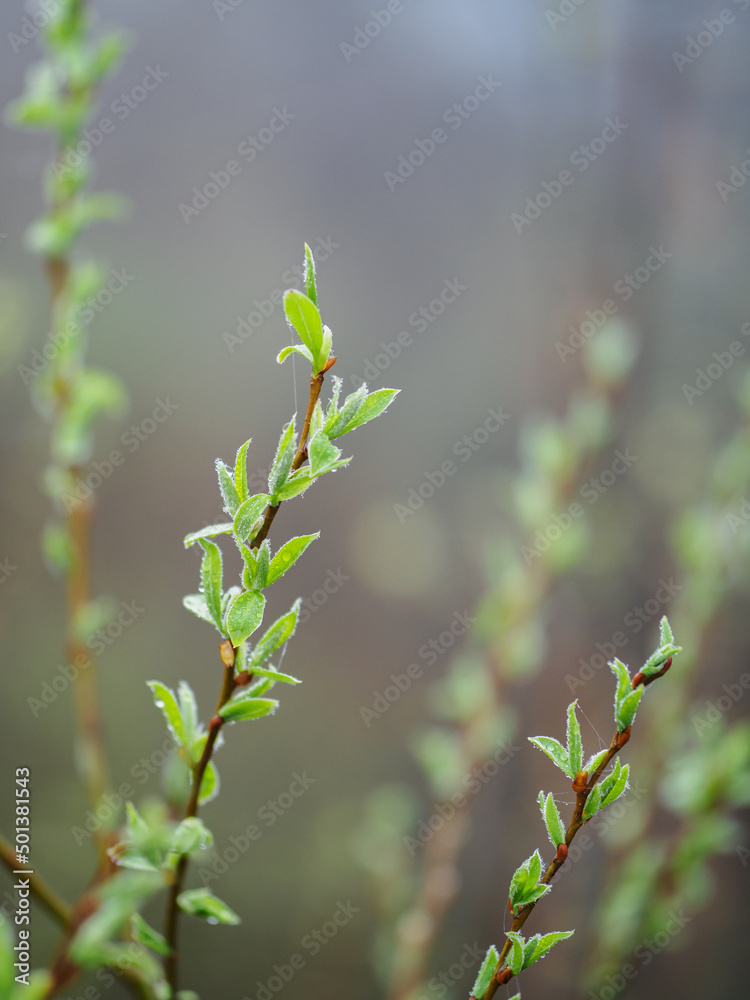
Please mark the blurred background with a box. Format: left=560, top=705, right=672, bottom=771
left=1, top=0, right=750, bottom=998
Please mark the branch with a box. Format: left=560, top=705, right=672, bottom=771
left=163, top=367, right=328, bottom=993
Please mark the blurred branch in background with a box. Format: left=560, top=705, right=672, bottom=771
left=354, top=322, right=640, bottom=1000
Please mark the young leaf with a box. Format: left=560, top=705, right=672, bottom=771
left=199, top=761, right=219, bottom=805
left=601, top=761, right=629, bottom=809
left=334, top=387, right=399, bottom=436
left=539, top=791, right=566, bottom=848
left=234, top=439, right=251, bottom=502
left=283, top=289, right=324, bottom=362
left=326, top=384, right=366, bottom=437
left=247, top=601, right=300, bottom=669
left=470, top=945, right=500, bottom=999
left=615, top=686, right=643, bottom=732
left=183, top=523, right=233, bottom=549
left=275, top=469, right=315, bottom=501
left=277, top=343, right=313, bottom=366
left=129, top=914, right=170, bottom=957
left=146, top=682, right=185, bottom=745
left=268, top=418, right=296, bottom=496
left=175, top=683, right=197, bottom=744
left=659, top=615, right=673, bottom=646
left=523, top=930, right=574, bottom=969
left=267, top=533, right=319, bottom=585
left=583, top=748, right=609, bottom=773
left=218, top=696, right=279, bottom=723
left=582, top=782, right=602, bottom=823
left=528, top=736, right=572, bottom=778
left=215, top=459, right=241, bottom=516
left=251, top=665, right=301, bottom=686
left=508, top=850, right=548, bottom=910
left=317, top=323, right=333, bottom=374
left=304, top=243, right=318, bottom=305
left=308, top=430, right=346, bottom=477
left=255, top=540, right=270, bottom=589
left=176, top=889, right=240, bottom=926
left=566, top=701, right=582, bottom=776
left=198, top=539, right=223, bottom=631
left=233, top=493, right=270, bottom=542
left=182, top=594, right=215, bottom=625
left=225, top=590, right=266, bottom=646
left=506, top=933, right=525, bottom=976
left=169, top=817, right=213, bottom=858
left=609, top=658, right=631, bottom=704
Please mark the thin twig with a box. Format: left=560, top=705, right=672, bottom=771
left=0, top=833, right=72, bottom=927
left=163, top=368, right=327, bottom=993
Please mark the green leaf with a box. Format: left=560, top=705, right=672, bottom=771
left=601, top=761, right=629, bottom=809
left=267, top=533, right=319, bottom=585
left=326, top=384, right=366, bottom=437
left=304, top=243, right=318, bottom=305
left=129, top=914, right=170, bottom=957
left=269, top=418, right=297, bottom=496
left=583, top=748, right=609, bottom=773
left=566, top=701, right=582, bottom=776
left=277, top=343, right=314, bottom=366
left=177, top=682, right=199, bottom=747
left=539, top=791, right=566, bottom=848
left=183, top=594, right=215, bottom=625
left=506, top=933, right=524, bottom=976
left=251, top=665, right=301, bottom=686
left=308, top=431, right=347, bottom=477
left=276, top=469, right=315, bottom=501
left=248, top=601, right=300, bottom=669
left=199, top=539, right=223, bottom=631
left=528, top=736, right=572, bottom=778
left=216, top=459, right=241, bottom=516
left=111, top=849, right=161, bottom=872
left=233, top=494, right=271, bottom=542
left=317, top=324, right=333, bottom=374
left=170, top=817, right=213, bottom=858
left=508, top=850, right=549, bottom=911
left=218, top=696, right=279, bottom=723
left=225, top=590, right=266, bottom=646
left=146, top=682, right=185, bottom=745
left=616, top=687, right=643, bottom=731
left=524, top=930, right=574, bottom=969
left=582, top=782, right=602, bottom=823
left=471, top=945, right=500, bottom=999
left=255, top=540, right=270, bottom=589
left=176, top=889, right=240, bottom=926
left=234, top=439, right=251, bottom=502
left=610, top=657, right=631, bottom=704
left=183, top=523, right=233, bottom=548
left=660, top=615, right=674, bottom=646
left=283, top=289, right=324, bottom=361
left=334, top=387, right=399, bottom=436
left=199, top=761, right=219, bottom=805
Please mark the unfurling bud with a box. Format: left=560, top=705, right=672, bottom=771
left=572, top=770, right=588, bottom=793
left=220, top=641, right=235, bottom=668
